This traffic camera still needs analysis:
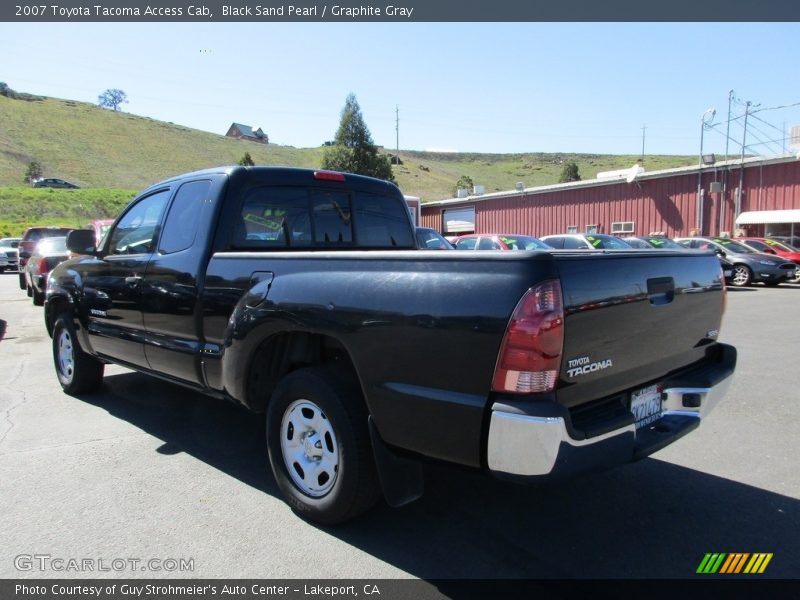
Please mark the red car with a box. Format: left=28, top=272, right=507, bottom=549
left=738, top=237, right=800, bottom=269
left=453, top=233, right=552, bottom=251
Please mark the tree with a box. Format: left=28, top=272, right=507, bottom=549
left=558, top=161, right=581, bottom=183
left=454, top=175, right=474, bottom=195
left=24, top=161, right=43, bottom=184
left=238, top=152, right=255, bottom=166
left=97, top=89, right=128, bottom=111
left=321, top=94, right=394, bottom=182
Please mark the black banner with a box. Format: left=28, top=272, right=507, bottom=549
left=3, top=580, right=800, bottom=600
left=2, top=0, right=800, bottom=22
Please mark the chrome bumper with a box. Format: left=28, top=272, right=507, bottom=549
left=487, top=352, right=735, bottom=478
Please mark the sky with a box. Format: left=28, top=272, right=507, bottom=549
left=2, top=22, right=800, bottom=157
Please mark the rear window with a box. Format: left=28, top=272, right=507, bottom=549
left=234, top=186, right=413, bottom=249
left=36, top=237, right=68, bottom=253
left=24, top=228, right=72, bottom=242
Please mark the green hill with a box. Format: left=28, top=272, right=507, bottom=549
left=0, top=91, right=696, bottom=236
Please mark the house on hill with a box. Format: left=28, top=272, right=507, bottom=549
left=225, top=123, right=268, bottom=144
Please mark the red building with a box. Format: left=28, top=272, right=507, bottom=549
left=420, top=155, right=800, bottom=240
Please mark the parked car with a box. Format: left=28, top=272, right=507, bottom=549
left=33, top=178, right=80, bottom=189
left=540, top=233, right=632, bottom=250
left=0, top=252, right=8, bottom=273
left=0, top=238, right=21, bottom=272
left=452, top=233, right=551, bottom=250
left=17, top=226, right=75, bottom=289
left=737, top=237, right=800, bottom=262
left=24, top=237, right=70, bottom=306
left=416, top=227, right=454, bottom=250
left=675, top=236, right=797, bottom=287
left=624, top=235, right=733, bottom=284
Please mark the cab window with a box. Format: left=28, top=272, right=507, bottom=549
left=107, top=190, right=170, bottom=255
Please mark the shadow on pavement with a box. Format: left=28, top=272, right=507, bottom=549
left=78, top=371, right=798, bottom=580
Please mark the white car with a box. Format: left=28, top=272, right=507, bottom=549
left=0, top=237, right=20, bottom=272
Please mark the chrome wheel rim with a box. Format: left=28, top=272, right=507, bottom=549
left=280, top=399, right=339, bottom=497
left=732, top=266, right=749, bottom=286
left=57, top=329, right=75, bottom=384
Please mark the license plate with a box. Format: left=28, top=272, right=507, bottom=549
left=631, top=384, right=663, bottom=429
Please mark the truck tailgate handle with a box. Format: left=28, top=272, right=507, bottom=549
left=647, top=277, right=674, bottom=306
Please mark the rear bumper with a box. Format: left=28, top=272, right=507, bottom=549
left=486, top=343, right=736, bottom=480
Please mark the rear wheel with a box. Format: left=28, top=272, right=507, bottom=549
left=32, top=287, right=45, bottom=306
left=731, top=264, right=752, bottom=287
left=52, top=314, right=104, bottom=395
left=266, top=366, right=380, bottom=524
left=18, top=272, right=26, bottom=290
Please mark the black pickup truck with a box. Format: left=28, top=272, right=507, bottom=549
left=45, top=166, right=736, bottom=524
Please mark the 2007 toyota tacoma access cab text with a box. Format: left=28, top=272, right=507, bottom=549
left=44, top=166, right=736, bottom=524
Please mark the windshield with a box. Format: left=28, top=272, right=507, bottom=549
left=713, top=238, right=756, bottom=254
left=499, top=235, right=550, bottom=250
left=586, top=235, right=631, bottom=249
left=644, top=237, right=683, bottom=249
left=763, top=239, right=795, bottom=252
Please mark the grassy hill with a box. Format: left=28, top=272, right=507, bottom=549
left=0, top=91, right=697, bottom=236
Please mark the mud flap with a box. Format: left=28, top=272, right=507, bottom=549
left=368, top=416, right=424, bottom=507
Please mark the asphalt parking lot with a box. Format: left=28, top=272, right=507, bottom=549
left=0, top=272, right=798, bottom=581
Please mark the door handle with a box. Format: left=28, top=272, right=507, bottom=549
left=124, top=276, right=142, bottom=286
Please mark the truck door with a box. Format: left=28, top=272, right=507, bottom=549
left=140, top=179, right=218, bottom=384
left=81, top=189, right=171, bottom=368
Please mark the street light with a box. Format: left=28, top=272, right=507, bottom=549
left=699, top=107, right=716, bottom=166
left=697, top=108, right=716, bottom=235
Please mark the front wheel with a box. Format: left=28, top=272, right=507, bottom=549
left=52, top=314, right=104, bottom=395
left=266, top=366, right=380, bottom=525
left=731, top=264, right=752, bottom=287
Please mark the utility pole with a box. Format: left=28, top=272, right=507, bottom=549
left=722, top=90, right=734, bottom=235
left=640, top=125, right=646, bottom=164
left=395, top=105, right=399, bottom=163
left=736, top=101, right=752, bottom=221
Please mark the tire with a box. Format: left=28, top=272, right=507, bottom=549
left=32, top=287, right=44, bottom=306
left=19, top=272, right=26, bottom=290
left=26, top=284, right=32, bottom=298
left=52, top=313, right=104, bottom=395
left=266, top=366, right=380, bottom=525
left=731, top=264, right=752, bottom=287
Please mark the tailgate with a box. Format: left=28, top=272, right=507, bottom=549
left=554, top=251, right=725, bottom=411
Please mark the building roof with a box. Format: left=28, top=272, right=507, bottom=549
left=229, top=123, right=265, bottom=139
left=422, top=154, right=800, bottom=208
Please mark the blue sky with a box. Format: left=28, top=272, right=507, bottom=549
left=2, top=22, right=799, bottom=156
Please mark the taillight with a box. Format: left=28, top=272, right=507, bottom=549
left=38, top=257, right=48, bottom=274
left=492, top=279, right=564, bottom=394
left=313, top=170, right=346, bottom=182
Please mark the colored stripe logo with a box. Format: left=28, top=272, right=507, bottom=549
left=697, top=553, right=773, bottom=574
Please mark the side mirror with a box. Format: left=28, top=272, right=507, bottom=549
left=763, top=248, right=776, bottom=255
left=714, top=248, right=726, bottom=258
left=67, top=229, right=98, bottom=255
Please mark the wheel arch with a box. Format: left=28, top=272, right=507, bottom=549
left=242, top=330, right=362, bottom=414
